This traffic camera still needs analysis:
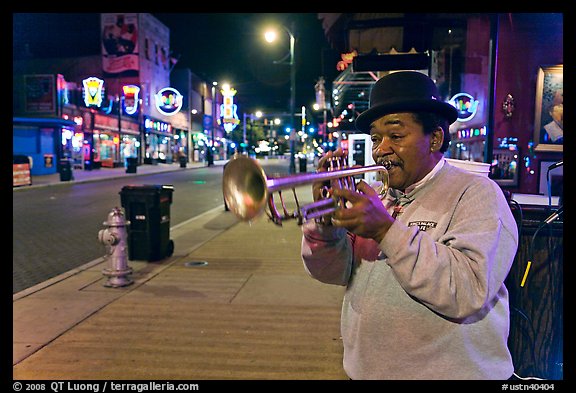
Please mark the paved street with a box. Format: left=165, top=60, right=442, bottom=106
left=13, top=160, right=227, bottom=294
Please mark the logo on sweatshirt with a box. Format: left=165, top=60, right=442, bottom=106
left=408, top=221, right=437, bottom=231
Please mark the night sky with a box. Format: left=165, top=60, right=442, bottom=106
left=153, top=13, right=340, bottom=116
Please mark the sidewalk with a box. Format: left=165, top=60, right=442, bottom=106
left=13, top=158, right=348, bottom=380
left=14, top=159, right=221, bottom=190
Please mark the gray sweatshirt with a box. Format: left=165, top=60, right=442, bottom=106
left=301, top=161, right=519, bottom=380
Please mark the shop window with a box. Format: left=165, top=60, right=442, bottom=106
left=94, top=131, right=119, bottom=166
left=121, top=135, right=139, bottom=161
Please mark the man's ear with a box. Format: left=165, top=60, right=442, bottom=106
left=430, top=127, right=444, bottom=152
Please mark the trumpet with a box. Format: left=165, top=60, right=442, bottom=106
left=222, top=154, right=389, bottom=226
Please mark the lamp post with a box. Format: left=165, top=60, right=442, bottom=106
left=265, top=22, right=296, bottom=174
left=208, top=81, right=217, bottom=166
left=116, top=94, right=123, bottom=165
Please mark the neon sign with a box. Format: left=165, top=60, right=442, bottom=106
left=336, top=50, right=358, bottom=71
left=144, top=117, right=172, bottom=133
left=155, top=87, right=183, bottom=116
left=456, top=126, right=487, bottom=140
left=122, top=85, right=140, bottom=115
left=449, top=93, right=479, bottom=122
left=219, top=85, right=239, bottom=132
left=82, top=77, right=105, bottom=107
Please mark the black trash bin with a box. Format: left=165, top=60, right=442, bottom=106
left=119, top=184, right=175, bottom=261
left=126, top=157, right=138, bottom=173
left=299, top=157, right=307, bottom=173
left=59, top=159, right=73, bottom=181
left=179, top=155, right=187, bottom=168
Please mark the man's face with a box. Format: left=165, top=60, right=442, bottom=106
left=369, top=113, right=439, bottom=191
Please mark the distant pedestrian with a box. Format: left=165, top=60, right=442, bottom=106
left=206, top=149, right=214, bottom=166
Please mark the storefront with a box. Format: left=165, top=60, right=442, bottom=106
left=143, top=116, right=174, bottom=164
left=172, top=128, right=189, bottom=162
left=13, top=117, right=77, bottom=176
left=92, top=113, right=141, bottom=168
left=212, top=136, right=228, bottom=161
left=119, top=121, right=141, bottom=167
left=60, top=111, right=88, bottom=170
left=191, top=131, right=209, bottom=162
left=61, top=127, right=88, bottom=169
left=121, top=134, right=139, bottom=166
left=93, top=114, right=120, bottom=167
left=447, top=125, right=487, bottom=162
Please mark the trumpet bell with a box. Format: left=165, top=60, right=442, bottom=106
left=222, top=154, right=268, bottom=221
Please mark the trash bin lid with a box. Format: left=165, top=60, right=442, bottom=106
left=120, top=184, right=174, bottom=193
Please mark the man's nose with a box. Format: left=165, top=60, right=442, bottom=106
left=373, top=139, right=392, bottom=157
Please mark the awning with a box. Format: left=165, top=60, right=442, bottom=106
left=352, top=52, right=430, bottom=72
left=13, top=117, right=77, bottom=127
left=331, top=49, right=430, bottom=123
left=332, top=67, right=379, bottom=120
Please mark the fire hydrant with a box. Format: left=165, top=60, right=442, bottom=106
left=98, top=207, right=133, bottom=287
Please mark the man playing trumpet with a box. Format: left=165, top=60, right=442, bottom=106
left=301, top=71, right=519, bottom=380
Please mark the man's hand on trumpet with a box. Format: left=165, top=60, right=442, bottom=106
left=330, top=180, right=394, bottom=244
left=313, top=147, right=393, bottom=241
left=311, top=147, right=350, bottom=224
left=312, top=147, right=345, bottom=202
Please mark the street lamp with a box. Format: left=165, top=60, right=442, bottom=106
left=265, top=22, right=296, bottom=174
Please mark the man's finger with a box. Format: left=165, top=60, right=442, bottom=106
left=331, top=215, right=357, bottom=227
left=317, top=150, right=334, bottom=171
left=355, top=180, right=377, bottom=196
left=333, top=187, right=362, bottom=202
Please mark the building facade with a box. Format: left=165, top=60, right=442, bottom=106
left=317, top=13, right=563, bottom=196
left=13, top=13, right=225, bottom=177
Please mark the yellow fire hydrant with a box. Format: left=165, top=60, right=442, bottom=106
left=98, top=207, right=133, bottom=287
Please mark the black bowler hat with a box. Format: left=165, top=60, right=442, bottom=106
left=355, top=71, right=458, bottom=133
